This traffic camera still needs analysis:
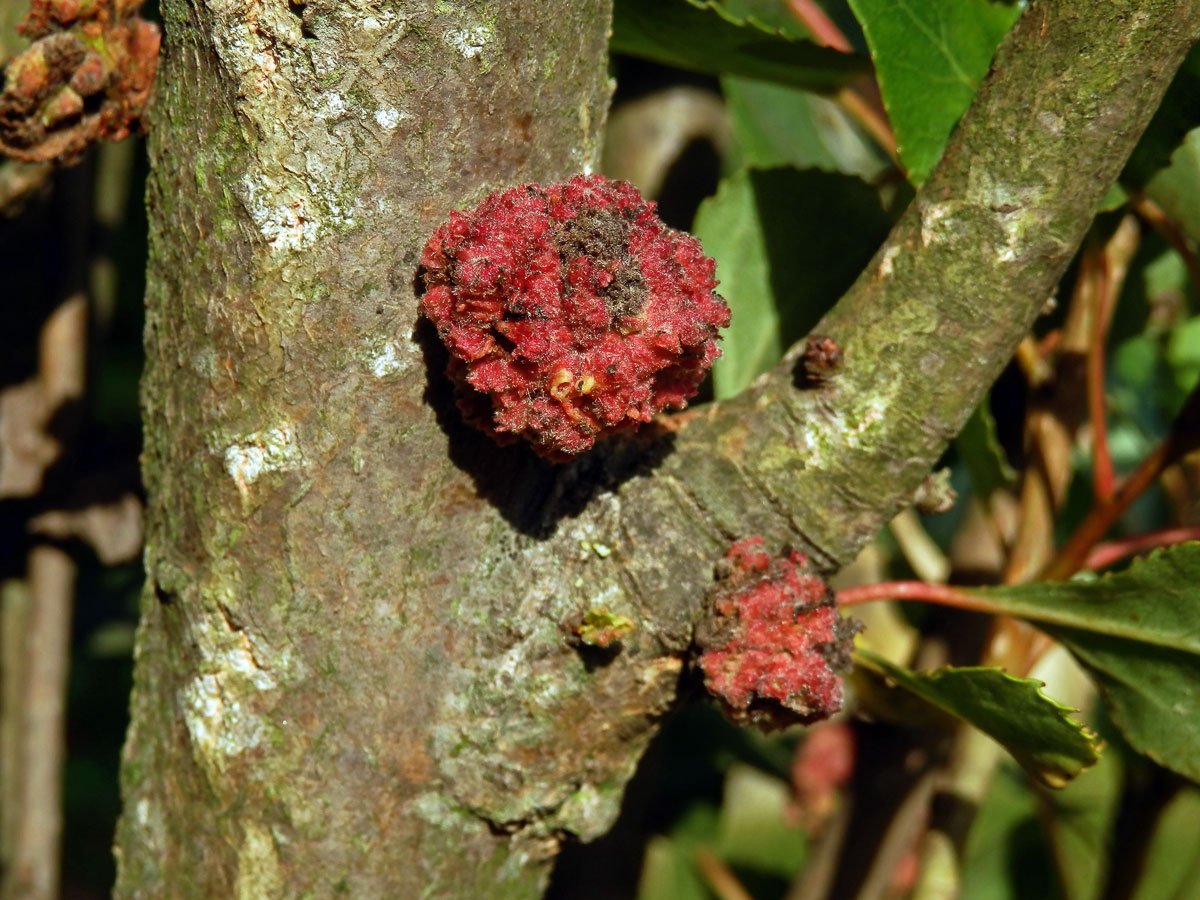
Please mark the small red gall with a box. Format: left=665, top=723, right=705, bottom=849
left=696, top=537, right=860, bottom=730
left=418, top=174, right=731, bottom=461
left=800, top=333, right=843, bottom=385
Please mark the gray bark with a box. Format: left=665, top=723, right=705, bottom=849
left=115, top=0, right=1200, bottom=897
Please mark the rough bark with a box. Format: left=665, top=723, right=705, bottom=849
left=115, top=1, right=1200, bottom=898
left=118, top=1, right=615, bottom=896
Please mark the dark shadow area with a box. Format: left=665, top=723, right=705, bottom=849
left=986, top=358, right=1030, bottom=474
left=608, top=56, right=720, bottom=105
left=1004, top=818, right=1062, bottom=900
left=571, top=640, right=623, bottom=672
left=414, top=315, right=677, bottom=539
left=0, top=160, right=92, bottom=390
left=0, top=140, right=147, bottom=899
left=0, top=153, right=142, bottom=581
left=546, top=695, right=801, bottom=900
left=753, top=169, right=891, bottom=339
left=655, top=136, right=721, bottom=231
left=822, top=719, right=944, bottom=900
left=62, top=559, right=140, bottom=895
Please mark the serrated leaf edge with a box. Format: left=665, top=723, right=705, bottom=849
left=854, top=649, right=1102, bottom=786
left=683, top=0, right=810, bottom=43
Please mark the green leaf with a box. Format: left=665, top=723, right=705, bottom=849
left=960, top=761, right=1062, bottom=900
left=955, top=400, right=1018, bottom=499
left=1132, top=783, right=1200, bottom=900
left=855, top=650, right=1102, bottom=787
left=1167, top=316, right=1200, bottom=399
left=702, top=0, right=811, bottom=39
left=715, top=764, right=807, bottom=877
left=847, top=0, right=1020, bottom=184
left=723, top=75, right=886, bottom=179
left=1097, top=182, right=1129, bottom=213
left=612, top=0, right=866, bottom=93
left=960, top=544, right=1200, bottom=782
left=1042, top=742, right=1123, bottom=900
left=1145, top=127, right=1200, bottom=247
left=637, top=836, right=709, bottom=900
left=693, top=167, right=890, bottom=398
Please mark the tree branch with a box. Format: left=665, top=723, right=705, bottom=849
left=650, top=0, right=1200, bottom=570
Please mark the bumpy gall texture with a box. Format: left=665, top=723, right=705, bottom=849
left=419, top=175, right=731, bottom=461
left=799, top=333, right=843, bottom=385
left=0, top=0, right=159, bottom=164
left=696, top=538, right=860, bottom=730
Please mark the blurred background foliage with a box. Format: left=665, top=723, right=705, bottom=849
left=3, top=1, right=1200, bottom=898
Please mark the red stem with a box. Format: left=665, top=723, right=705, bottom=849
left=1087, top=252, right=1116, bottom=502
left=788, top=0, right=853, bottom=52
left=1084, top=526, right=1200, bottom=571
left=836, top=581, right=990, bottom=613
left=1041, top=435, right=1177, bottom=581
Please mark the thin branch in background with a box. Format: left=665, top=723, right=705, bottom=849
left=1084, top=215, right=1139, bottom=504
left=1087, top=248, right=1117, bottom=502
left=0, top=159, right=52, bottom=215
left=694, top=849, right=755, bottom=900
left=841, top=528, right=1200, bottom=614
left=1, top=115, right=94, bottom=894
left=849, top=769, right=937, bottom=900
left=1004, top=384, right=1076, bottom=584
left=1043, top=379, right=1200, bottom=581
left=786, top=794, right=853, bottom=900
left=889, top=508, right=951, bottom=584
left=0, top=583, right=29, bottom=879
left=834, top=89, right=899, bottom=163
left=908, top=829, right=959, bottom=900
left=1044, top=440, right=1178, bottom=580
left=1006, top=217, right=1139, bottom=584
left=2, top=547, right=75, bottom=900
left=786, top=0, right=900, bottom=163
left=1015, top=334, right=1054, bottom=388
left=1131, top=193, right=1200, bottom=293
left=1037, top=329, right=1062, bottom=362
left=0, top=292, right=88, bottom=900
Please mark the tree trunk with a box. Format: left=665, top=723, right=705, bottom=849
left=114, top=0, right=1200, bottom=897
left=116, top=1, right=617, bottom=896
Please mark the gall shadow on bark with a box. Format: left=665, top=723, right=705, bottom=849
left=415, top=317, right=676, bottom=538
left=570, top=641, right=623, bottom=672
left=546, top=691, right=755, bottom=900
